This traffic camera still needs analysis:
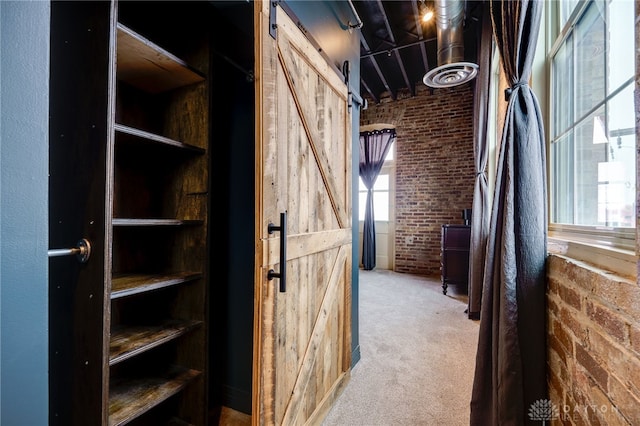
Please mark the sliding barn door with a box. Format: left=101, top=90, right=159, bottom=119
left=253, top=2, right=352, bottom=425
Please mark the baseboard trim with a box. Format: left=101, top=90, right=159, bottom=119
left=351, top=343, right=361, bottom=367
left=221, top=384, right=251, bottom=415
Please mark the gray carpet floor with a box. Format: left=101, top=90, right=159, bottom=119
left=322, top=269, right=480, bottom=426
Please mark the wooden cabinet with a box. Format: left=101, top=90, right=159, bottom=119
left=49, top=2, right=211, bottom=425
left=440, top=225, right=470, bottom=295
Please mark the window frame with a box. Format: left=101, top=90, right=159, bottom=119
left=546, top=0, right=637, bottom=260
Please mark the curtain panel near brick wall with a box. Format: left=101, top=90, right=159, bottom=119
left=470, top=1, right=548, bottom=424
left=359, top=124, right=396, bottom=271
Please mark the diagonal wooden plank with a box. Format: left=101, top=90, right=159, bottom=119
left=276, top=37, right=349, bottom=229
left=280, top=245, right=348, bottom=425
left=303, top=370, right=351, bottom=426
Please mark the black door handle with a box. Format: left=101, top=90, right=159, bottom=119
left=267, top=212, right=287, bottom=292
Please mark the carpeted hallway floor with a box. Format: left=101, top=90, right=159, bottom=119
left=322, top=269, right=480, bottom=426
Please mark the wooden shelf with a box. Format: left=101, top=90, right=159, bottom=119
left=109, top=366, right=201, bottom=426
left=112, top=218, right=203, bottom=227
left=110, top=320, right=202, bottom=365
left=115, top=124, right=205, bottom=154
left=116, top=23, right=205, bottom=94
left=111, top=272, right=202, bottom=299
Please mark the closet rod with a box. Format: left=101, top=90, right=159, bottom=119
left=213, top=49, right=254, bottom=82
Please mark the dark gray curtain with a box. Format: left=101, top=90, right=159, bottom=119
left=468, top=2, right=493, bottom=320
left=359, top=127, right=396, bottom=270
left=470, top=1, right=548, bottom=424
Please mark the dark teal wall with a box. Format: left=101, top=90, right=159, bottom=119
left=0, top=1, right=50, bottom=424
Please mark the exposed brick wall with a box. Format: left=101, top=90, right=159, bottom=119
left=547, top=255, right=640, bottom=424
left=360, top=84, right=475, bottom=276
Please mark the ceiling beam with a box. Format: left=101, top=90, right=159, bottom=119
left=411, top=0, right=431, bottom=76
left=360, top=77, right=378, bottom=104
left=375, top=0, right=413, bottom=96
left=359, top=32, right=395, bottom=100
left=360, top=36, right=436, bottom=60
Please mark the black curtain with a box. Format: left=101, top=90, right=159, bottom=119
left=359, top=126, right=396, bottom=270
left=470, top=1, right=548, bottom=424
left=468, top=2, right=493, bottom=320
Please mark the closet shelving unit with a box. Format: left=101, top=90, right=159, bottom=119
left=106, top=11, right=210, bottom=425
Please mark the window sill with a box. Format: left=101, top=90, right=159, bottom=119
left=547, top=236, right=637, bottom=280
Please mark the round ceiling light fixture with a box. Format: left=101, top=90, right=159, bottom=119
left=423, top=62, right=479, bottom=88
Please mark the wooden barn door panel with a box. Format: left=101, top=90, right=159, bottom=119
left=254, top=2, right=352, bottom=425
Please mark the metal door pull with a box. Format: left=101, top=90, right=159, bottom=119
left=267, top=212, right=286, bottom=292
left=48, top=238, right=91, bottom=263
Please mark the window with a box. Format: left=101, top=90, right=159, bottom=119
left=358, top=143, right=394, bottom=221
left=549, top=0, right=635, bottom=250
